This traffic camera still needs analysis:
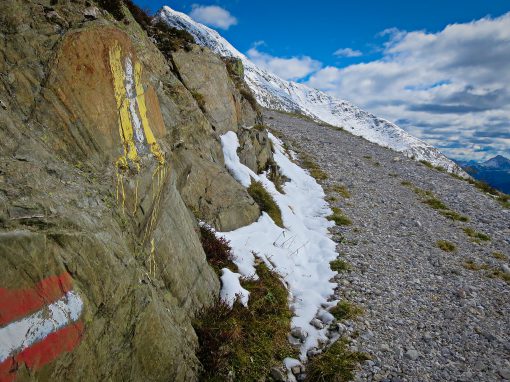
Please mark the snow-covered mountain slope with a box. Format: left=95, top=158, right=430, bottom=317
left=157, top=6, right=467, bottom=176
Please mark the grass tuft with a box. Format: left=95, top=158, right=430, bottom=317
left=463, top=227, right=491, bottom=243
left=193, top=263, right=295, bottom=381
left=329, top=300, right=364, bottom=321
left=402, top=183, right=469, bottom=222
left=330, top=259, right=351, bottom=272
left=248, top=181, right=284, bottom=228
left=327, top=207, right=352, bottom=226
left=300, top=153, right=328, bottom=181
left=305, top=339, right=368, bottom=382
left=329, top=184, right=351, bottom=199
left=436, top=240, right=456, bottom=252
left=463, top=260, right=510, bottom=284
left=462, top=260, right=489, bottom=271
left=492, top=252, right=507, bottom=261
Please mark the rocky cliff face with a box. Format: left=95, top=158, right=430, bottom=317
left=0, top=0, right=271, bottom=380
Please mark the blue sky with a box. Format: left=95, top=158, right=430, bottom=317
left=136, top=0, right=510, bottom=161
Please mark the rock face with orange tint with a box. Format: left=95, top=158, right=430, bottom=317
left=0, top=0, right=270, bottom=380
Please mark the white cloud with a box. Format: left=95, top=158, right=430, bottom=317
left=333, top=48, right=362, bottom=57
left=189, top=5, right=237, bottom=30
left=247, top=48, right=322, bottom=81
left=307, top=12, right=510, bottom=161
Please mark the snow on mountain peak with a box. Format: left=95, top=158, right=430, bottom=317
left=157, top=6, right=467, bottom=177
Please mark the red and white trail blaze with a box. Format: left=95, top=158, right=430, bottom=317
left=0, top=273, right=84, bottom=382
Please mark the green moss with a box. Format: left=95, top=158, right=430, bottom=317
left=327, top=207, right=352, bottom=226
left=401, top=180, right=413, bottom=187
left=330, top=259, right=351, bottom=272
left=193, top=264, right=295, bottom=381
left=305, top=339, right=368, bottom=382
left=463, top=227, right=491, bottom=242
left=436, top=240, right=456, bottom=252
left=248, top=181, right=284, bottom=228
left=465, top=178, right=510, bottom=208
left=330, top=300, right=364, bottom=321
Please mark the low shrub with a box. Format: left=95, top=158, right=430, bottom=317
left=199, top=225, right=236, bottom=275
left=97, top=0, right=124, bottom=20
left=193, top=263, right=295, bottom=381
left=248, top=181, right=284, bottom=228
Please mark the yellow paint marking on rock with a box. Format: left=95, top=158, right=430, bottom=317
left=134, top=61, right=165, bottom=165
left=109, top=43, right=139, bottom=165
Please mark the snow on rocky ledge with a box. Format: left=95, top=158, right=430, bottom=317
left=157, top=5, right=468, bottom=177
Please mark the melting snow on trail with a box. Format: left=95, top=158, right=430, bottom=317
left=218, top=130, right=338, bottom=359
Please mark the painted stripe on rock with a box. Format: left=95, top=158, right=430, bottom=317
left=0, top=322, right=84, bottom=382
left=0, top=291, right=83, bottom=363
left=0, top=273, right=73, bottom=326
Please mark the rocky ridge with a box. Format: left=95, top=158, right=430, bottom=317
left=0, top=0, right=275, bottom=380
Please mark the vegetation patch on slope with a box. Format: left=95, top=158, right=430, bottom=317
left=300, top=152, right=328, bottom=181
left=330, top=259, right=351, bottom=272
left=97, top=0, right=196, bottom=55
left=463, top=260, right=510, bottom=284
left=327, top=207, right=352, bottom=226
left=330, top=300, right=364, bottom=321
left=403, top=182, right=469, bottom=222
left=328, top=184, right=351, bottom=199
left=436, top=240, right=456, bottom=252
left=463, top=227, right=491, bottom=243
left=193, top=263, right=295, bottom=381
left=306, top=339, right=368, bottom=382
left=199, top=225, right=237, bottom=275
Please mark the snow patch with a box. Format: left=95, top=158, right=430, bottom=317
left=220, top=268, right=250, bottom=307
left=218, top=131, right=338, bottom=359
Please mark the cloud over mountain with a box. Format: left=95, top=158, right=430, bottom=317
left=307, top=12, right=510, bottom=161
left=189, top=5, right=237, bottom=30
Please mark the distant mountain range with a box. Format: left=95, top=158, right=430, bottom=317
left=458, top=155, right=510, bottom=194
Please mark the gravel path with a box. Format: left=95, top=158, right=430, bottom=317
left=264, top=109, right=510, bottom=382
